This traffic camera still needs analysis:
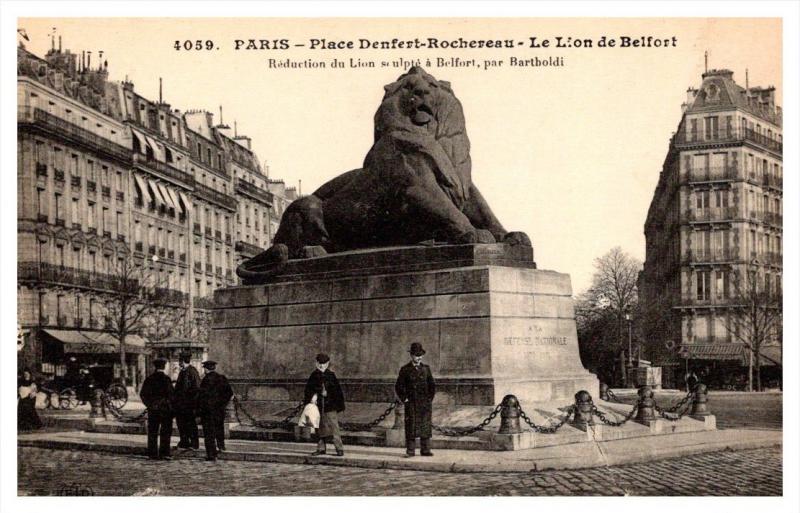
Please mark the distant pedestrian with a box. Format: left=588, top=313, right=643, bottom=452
left=18, top=369, right=42, bottom=431
left=304, top=353, right=345, bottom=456
left=139, top=358, right=174, bottom=460
left=395, top=343, right=436, bottom=457
left=199, top=361, right=233, bottom=462
left=686, top=371, right=699, bottom=393
left=173, top=352, right=201, bottom=451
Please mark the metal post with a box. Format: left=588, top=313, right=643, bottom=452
left=498, top=395, right=522, bottom=434
left=690, top=383, right=710, bottom=418
left=89, top=389, right=106, bottom=419
left=635, top=386, right=656, bottom=423
left=572, top=391, right=594, bottom=428
left=599, top=383, right=610, bottom=402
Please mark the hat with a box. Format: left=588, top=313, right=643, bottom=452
left=409, top=343, right=426, bottom=356
left=315, top=353, right=330, bottom=364
left=201, top=360, right=217, bottom=369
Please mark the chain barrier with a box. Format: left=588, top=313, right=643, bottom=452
left=653, top=392, right=695, bottom=421
left=432, top=403, right=503, bottom=437
left=519, top=405, right=574, bottom=433
left=232, top=396, right=304, bottom=430
left=340, top=401, right=400, bottom=432
left=605, top=388, right=623, bottom=404
left=101, top=393, right=148, bottom=423
left=591, top=403, right=639, bottom=427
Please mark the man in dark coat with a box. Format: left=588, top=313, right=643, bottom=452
left=139, top=358, right=174, bottom=460
left=395, top=342, right=436, bottom=457
left=198, top=360, right=233, bottom=462
left=173, top=352, right=201, bottom=450
left=304, top=353, right=346, bottom=456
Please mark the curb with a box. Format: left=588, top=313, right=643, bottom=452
left=18, top=435, right=782, bottom=474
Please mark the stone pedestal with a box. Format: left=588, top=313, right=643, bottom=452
left=210, top=244, right=598, bottom=411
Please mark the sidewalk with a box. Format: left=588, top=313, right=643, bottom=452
left=17, top=428, right=781, bottom=473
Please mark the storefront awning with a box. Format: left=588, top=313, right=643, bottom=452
left=681, top=343, right=781, bottom=367
left=133, top=174, right=153, bottom=204
left=177, top=191, right=192, bottom=213
left=165, top=187, right=183, bottom=215
left=43, top=329, right=150, bottom=355
left=130, top=128, right=149, bottom=155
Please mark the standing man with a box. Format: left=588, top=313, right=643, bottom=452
left=198, top=360, right=233, bottom=462
left=173, top=352, right=201, bottom=451
left=139, top=358, right=174, bottom=460
left=304, top=353, right=346, bottom=456
left=395, top=343, right=436, bottom=457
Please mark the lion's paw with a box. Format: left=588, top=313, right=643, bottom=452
left=503, top=231, right=532, bottom=247
left=475, top=229, right=497, bottom=244
left=301, top=245, right=328, bottom=258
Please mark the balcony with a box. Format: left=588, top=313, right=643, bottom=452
left=225, top=234, right=232, bottom=244
left=103, top=230, right=111, bottom=238
left=87, top=180, right=97, bottom=192
left=215, top=230, right=222, bottom=240
left=167, top=250, right=175, bottom=260
left=194, top=182, right=238, bottom=212
left=764, top=212, right=782, bottom=226
left=36, top=163, right=48, bottom=176
left=235, top=240, right=263, bottom=257
left=684, top=207, right=738, bottom=224
left=116, top=191, right=124, bottom=201
left=158, top=248, right=166, bottom=258
left=672, top=127, right=782, bottom=155
left=205, top=263, right=213, bottom=273
left=205, top=226, right=212, bottom=237
left=134, top=241, right=143, bottom=252
left=766, top=252, right=782, bottom=266
left=148, top=246, right=156, bottom=255
left=55, top=218, right=65, bottom=227
left=193, top=223, right=202, bottom=236
left=18, top=107, right=132, bottom=163
left=70, top=176, right=82, bottom=188
left=18, top=262, right=139, bottom=293
left=762, top=174, right=783, bottom=189
left=101, top=186, right=111, bottom=199
left=132, top=153, right=195, bottom=188
left=683, top=249, right=737, bottom=264
left=36, top=213, right=48, bottom=223
left=684, top=166, right=739, bottom=184
left=151, top=287, right=189, bottom=306
left=194, top=261, right=202, bottom=272
left=179, top=253, right=187, bottom=263
left=54, top=169, right=65, bottom=182
left=235, top=179, right=274, bottom=206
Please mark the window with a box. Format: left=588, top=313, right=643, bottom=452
left=87, top=202, right=95, bottom=228
left=696, top=271, right=710, bottom=301
left=715, top=271, right=728, bottom=300
left=36, top=188, right=45, bottom=217
left=704, top=116, right=718, bottom=140
left=696, top=190, right=710, bottom=210
left=116, top=211, right=122, bottom=236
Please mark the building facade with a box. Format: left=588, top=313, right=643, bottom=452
left=640, top=69, right=782, bottom=388
left=17, top=41, right=284, bottom=386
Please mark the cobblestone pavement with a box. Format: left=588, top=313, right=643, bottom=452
left=18, top=446, right=781, bottom=496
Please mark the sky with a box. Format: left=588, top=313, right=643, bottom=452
left=18, top=18, right=782, bottom=294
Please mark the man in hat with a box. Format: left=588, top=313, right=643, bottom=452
left=174, top=352, right=201, bottom=451
left=198, top=360, right=233, bottom=461
left=304, top=353, right=346, bottom=456
left=395, top=343, right=436, bottom=457
left=139, top=358, right=175, bottom=460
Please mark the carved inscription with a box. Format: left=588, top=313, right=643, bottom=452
left=504, top=336, right=568, bottom=346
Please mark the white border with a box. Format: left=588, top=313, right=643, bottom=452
left=1, top=2, right=798, bottom=513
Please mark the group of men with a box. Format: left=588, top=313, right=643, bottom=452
left=140, top=341, right=437, bottom=461
left=139, top=354, right=232, bottom=462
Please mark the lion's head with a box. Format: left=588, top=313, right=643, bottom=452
left=373, top=67, right=472, bottom=198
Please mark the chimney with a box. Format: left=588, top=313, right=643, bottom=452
left=219, top=105, right=223, bottom=125
left=58, top=36, right=62, bottom=52
left=159, top=77, right=163, bottom=102
left=87, top=51, right=91, bottom=70
left=98, top=51, right=104, bottom=70
left=234, top=120, right=238, bottom=137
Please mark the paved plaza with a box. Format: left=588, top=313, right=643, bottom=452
left=18, top=446, right=781, bottom=496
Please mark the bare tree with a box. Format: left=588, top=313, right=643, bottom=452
left=725, top=264, right=782, bottom=391
left=576, top=247, right=642, bottom=385
left=104, top=254, right=169, bottom=384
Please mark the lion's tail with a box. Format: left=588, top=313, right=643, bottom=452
left=235, top=244, right=290, bottom=285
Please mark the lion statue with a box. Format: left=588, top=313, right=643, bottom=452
left=238, top=66, right=530, bottom=283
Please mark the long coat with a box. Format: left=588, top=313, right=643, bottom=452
left=139, top=371, right=174, bottom=413
left=304, top=369, right=345, bottom=413
left=173, top=365, right=201, bottom=412
left=198, top=371, right=233, bottom=416
left=395, top=362, right=436, bottom=439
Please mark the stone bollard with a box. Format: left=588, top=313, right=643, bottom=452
left=498, top=395, right=522, bottom=434
left=392, top=401, right=405, bottom=430
left=572, top=390, right=594, bottom=428
left=635, top=386, right=656, bottom=423
left=599, top=383, right=610, bottom=401
left=690, top=383, right=710, bottom=418
left=89, top=389, right=106, bottom=419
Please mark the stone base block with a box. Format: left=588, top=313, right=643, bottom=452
left=487, top=431, right=534, bottom=451
left=691, top=414, right=717, bottom=430
left=384, top=428, right=406, bottom=448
